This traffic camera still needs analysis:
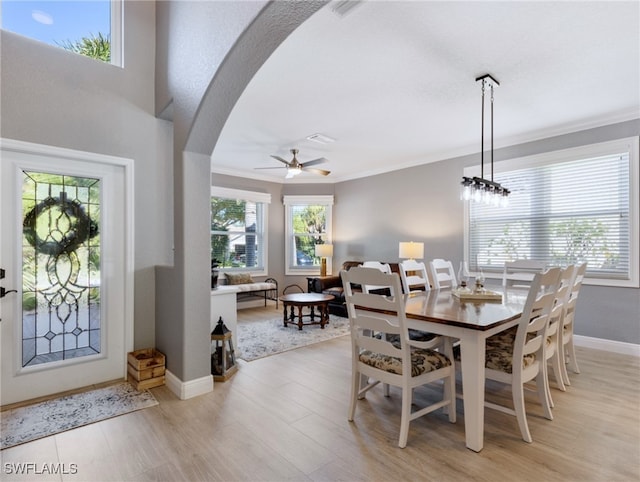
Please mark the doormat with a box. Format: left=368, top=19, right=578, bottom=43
left=236, top=314, right=350, bottom=362
left=1, top=382, right=158, bottom=450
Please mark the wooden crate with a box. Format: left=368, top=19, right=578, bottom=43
left=127, top=348, right=165, bottom=370
left=127, top=374, right=165, bottom=390
left=127, top=348, right=166, bottom=390
left=127, top=363, right=165, bottom=381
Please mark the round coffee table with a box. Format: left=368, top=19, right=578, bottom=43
left=278, top=293, right=335, bottom=330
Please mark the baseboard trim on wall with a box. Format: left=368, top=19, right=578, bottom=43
left=165, top=370, right=213, bottom=400
left=574, top=335, right=640, bottom=357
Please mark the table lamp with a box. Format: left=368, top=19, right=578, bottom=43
left=398, top=241, right=424, bottom=261
left=315, top=244, right=333, bottom=277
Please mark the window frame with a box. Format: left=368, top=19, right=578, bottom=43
left=110, top=0, right=123, bottom=67
left=463, top=137, right=639, bottom=288
left=283, top=195, right=334, bottom=276
left=211, top=187, right=271, bottom=276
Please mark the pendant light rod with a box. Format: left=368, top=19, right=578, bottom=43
left=476, top=74, right=499, bottom=181
left=491, top=81, right=494, bottom=182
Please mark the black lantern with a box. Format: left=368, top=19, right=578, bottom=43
left=211, top=316, right=237, bottom=381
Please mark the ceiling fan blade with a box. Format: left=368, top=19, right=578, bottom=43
left=301, top=167, right=331, bottom=176
left=270, top=155, right=291, bottom=166
left=301, top=157, right=329, bottom=168
left=254, top=166, right=286, bottom=170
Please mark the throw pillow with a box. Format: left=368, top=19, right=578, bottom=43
left=225, top=272, right=254, bottom=285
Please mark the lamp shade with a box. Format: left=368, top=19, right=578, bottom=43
left=398, top=241, right=424, bottom=260
left=315, top=244, right=333, bottom=257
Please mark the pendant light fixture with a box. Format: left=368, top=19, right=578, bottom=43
left=461, top=74, right=510, bottom=207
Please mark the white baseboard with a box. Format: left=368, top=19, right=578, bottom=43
left=574, top=335, right=640, bottom=357
left=165, top=370, right=213, bottom=400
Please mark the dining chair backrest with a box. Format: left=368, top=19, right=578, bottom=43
left=502, top=259, right=546, bottom=289
left=399, top=259, right=430, bottom=294
left=428, top=259, right=457, bottom=289
left=361, top=261, right=393, bottom=294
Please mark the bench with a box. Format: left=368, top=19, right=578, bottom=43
left=218, top=277, right=279, bottom=308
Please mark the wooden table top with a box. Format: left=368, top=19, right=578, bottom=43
left=403, top=288, right=527, bottom=331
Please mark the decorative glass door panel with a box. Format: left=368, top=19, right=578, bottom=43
left=21, top=172, right=102, bottom=367
left=2, top=142, right=131, bottom=406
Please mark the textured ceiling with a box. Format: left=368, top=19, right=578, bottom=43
left=210, top=1, right=640, bottom=183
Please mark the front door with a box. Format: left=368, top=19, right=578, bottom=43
left=0, top=140, right=133, bottom=406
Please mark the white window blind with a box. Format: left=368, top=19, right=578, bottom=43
left=466, top=137, right=638, bottom=286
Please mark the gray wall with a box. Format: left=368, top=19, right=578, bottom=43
left=0, top=1, right=173, bottom=349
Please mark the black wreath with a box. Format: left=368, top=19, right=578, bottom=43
left=23, top=195, right=99, bottom=256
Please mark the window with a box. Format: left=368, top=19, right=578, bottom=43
left=284, top=195, right=334, bottom=275
left=464, top=137, right=639, bottom=287
left=1, top=0, right=122, bottom=66
left=211, top=187, right=270, bottom=275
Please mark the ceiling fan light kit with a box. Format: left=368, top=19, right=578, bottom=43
left=460, top=73, right=510, bottom=207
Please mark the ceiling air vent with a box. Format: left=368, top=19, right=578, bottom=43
left=306, top=133, right=336, bottom=145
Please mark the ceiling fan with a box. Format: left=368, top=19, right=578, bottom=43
left=255, top=149, right=331, bottom=178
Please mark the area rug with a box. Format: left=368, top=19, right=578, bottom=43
left=1, top=382, right=158, bottom=450
left=236, top=314, right=350, bottom=361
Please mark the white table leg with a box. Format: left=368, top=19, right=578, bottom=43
left=459, top=332, right=486, bottom=452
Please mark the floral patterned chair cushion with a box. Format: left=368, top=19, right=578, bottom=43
left=484, top=327, right=536, bottom=374
left=359, top=348, right=451, bottom=377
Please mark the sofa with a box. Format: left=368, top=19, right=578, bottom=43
left=308, top=260, right=400, bottom=317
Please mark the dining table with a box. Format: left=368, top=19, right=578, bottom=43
left=402, top=287, right=528, bottom=452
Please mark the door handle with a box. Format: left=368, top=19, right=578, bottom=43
left=0, top=287, right=17, bottom=298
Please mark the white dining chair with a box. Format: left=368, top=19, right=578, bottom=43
left=341, top=267, right=456, bottom=448
left=399, top=259, right=430, bottom=294
left=428, top=258, right=457, bottom=289
left=559, top=262, right=587, bottom=386
left=361, top=261, right=393, bottom=294
left=483, top=267, right=561, bottom=443
left=502, top=259, right=546, bottom=289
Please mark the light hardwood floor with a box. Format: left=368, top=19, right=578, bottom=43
left=2, top=305, right=639, bottom=481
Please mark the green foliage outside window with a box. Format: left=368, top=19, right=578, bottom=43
left=211, top=198, right=248, bottom=268
left=59, top=32, right=111, bottom=63
left=550, top=219, right=618, bottom=268
left=292, top=205, right=327, bottom=264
